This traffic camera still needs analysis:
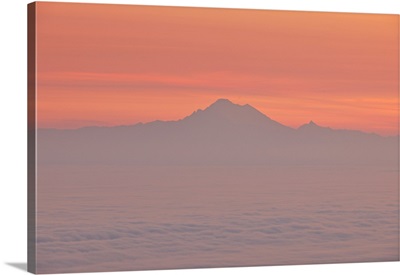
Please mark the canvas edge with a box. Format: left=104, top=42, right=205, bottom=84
left=22, top=1, right=400, bottom=16
left=27, top=2, right=37, bottom=274
left=23, top=2, right=400, bottom=273
left=394, top=13, right=400, bottom=262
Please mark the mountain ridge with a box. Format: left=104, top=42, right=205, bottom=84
left=36, top=98, right=397, bottom=166
left=38, top=98, right=391, bottom=138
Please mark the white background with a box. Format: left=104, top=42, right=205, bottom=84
left=0, top=0, right=399, bottom=274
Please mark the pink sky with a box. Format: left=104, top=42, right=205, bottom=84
left=35, top=2, right=399, bottom=135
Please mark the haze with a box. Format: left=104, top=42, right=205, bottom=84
left=36, top=99, right=399, bottom=273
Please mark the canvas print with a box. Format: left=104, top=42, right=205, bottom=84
left=28, top=2, right=399, bottom=274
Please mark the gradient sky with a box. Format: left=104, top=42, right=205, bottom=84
left=36, top=2, right=399, bottom=135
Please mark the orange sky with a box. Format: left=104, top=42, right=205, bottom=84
left=35, top=2, right=399, bottom=135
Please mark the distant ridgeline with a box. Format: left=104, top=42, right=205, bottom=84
left=38, top=99, right=397, bottom=166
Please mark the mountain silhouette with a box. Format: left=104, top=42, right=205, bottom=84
left=183, top=98, right=288, bottom=129
left=38, top=99, right=397, bottom=166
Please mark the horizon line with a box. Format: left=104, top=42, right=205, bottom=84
left=36, top=99, right=395, bottom=137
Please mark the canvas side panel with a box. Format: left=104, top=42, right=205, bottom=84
left=27, top=2, right=37, bottom=274
left=396, top=14, right=400, bottom=262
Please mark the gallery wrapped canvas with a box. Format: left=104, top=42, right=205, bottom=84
left=28, top=1, right=399, bottom=274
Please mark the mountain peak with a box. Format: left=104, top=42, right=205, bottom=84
left=181, top=98, right=291, bottom=132
left=298, top=120, right=335, bottom=134
left=208, top=98, right=235, bottom=108
left=205, top=98, right=258, bottom=114
left=299, top=120, right=319, bottom=130
left=215, top=98, right=233, bottom=104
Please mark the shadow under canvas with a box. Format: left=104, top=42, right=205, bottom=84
left=6, top=262, right=27, bottom=272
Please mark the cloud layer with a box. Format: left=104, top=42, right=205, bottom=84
left=36, top=164, right=399, bottom=273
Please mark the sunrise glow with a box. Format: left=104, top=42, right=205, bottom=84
left=36, top=3, right=399, bottom=135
